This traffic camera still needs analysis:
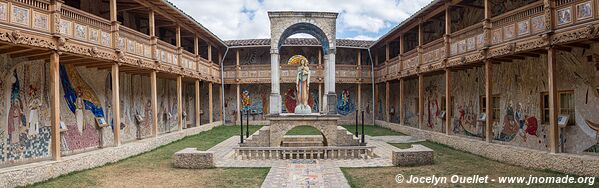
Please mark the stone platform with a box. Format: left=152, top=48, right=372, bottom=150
left=264, top=113, right=360, bottom=147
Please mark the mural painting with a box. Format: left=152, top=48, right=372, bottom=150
left=0, top=60, right=51, bottom=164
left=423, top=75, right=444, bottom=132
left=337, top=89, right=355, bottom=116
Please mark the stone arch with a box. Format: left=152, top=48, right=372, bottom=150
left=268, top=11, right=339, bottom=115
left=277, top=22, right=330, bottom=55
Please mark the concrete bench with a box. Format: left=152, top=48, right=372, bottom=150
left=392, top=144, right=434, bottom=166
left=173, top=148, right=214, bottom=169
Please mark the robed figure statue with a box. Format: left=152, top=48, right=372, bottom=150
left=294, top=57, right=311, bottom=114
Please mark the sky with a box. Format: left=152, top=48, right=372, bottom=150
left=169, top=0, right=433, bottom=41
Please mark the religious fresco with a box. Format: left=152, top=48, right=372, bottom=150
left=336, top=89, right=355, bottom=116
left=156, top=78, right=178, bottom=133
left=0, top=59, right=51, bottom=164
left=403, top=79, right=418, bottom=127
left=423, top=75, right=445, bottom=133
left=282, top=85, right=317, bottom=114
left=451, top=69, right=484, bottom=138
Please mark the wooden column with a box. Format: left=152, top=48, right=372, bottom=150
left=374, top=83, right=379, bottom=118
left=149, top=10, right=157, bottom=61
left=483, top=0, right=492, bottom=47
left=548, top=48, right=559, bottom=153
left=208, top=45, right=212, bottom=62
left=176, top=25, right=182, bottom=67
left=385, top=43, right=390, bottom=61
left=195, top=80, right=201, bottom=127
left=399, top=78, right=405, bottom=125
left=236, top=84, right=241, bottom=124
left=445, top=69, right=452, bottom=134
left=219, top=83, right=223, bottom=122
left=385, top=81, right=390, bottom=122
left=150, top=71, right=158, bottom=136
left=177, top=76, right=183, bottom=131
left=50, top=52, right=61, bottom=160
left=111, top=64, right=121, bottom=146
left=357, top=50, right=362, bottom=113
left=484, top=60, right=493, bottom=142
left=444, top=3, right=451, bottom=58
left=208, top=82, right=213, bottom=123
left=109, top=0, right=118, bottom=49
left=418, top=74, right=424, bottom=129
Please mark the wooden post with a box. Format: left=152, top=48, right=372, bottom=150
left=177, top=76, right=183, bottom=131
left=418, top=74, right=424, bottom=129
left=484, top=60, right=493, bottom=142
left=219, top=82, right=223, bottom=122
left=111, top=64, right=120, bottom=146
left=208, top=45, right=212, bottom=62
left=49, top=52, right=61, bottom=160
left=444, top=2, right=451, bottom=57
left=176, top=25, right=182, bottom=67
left=385, top=81, right=390, bottom=122
left=150, top=71, right=158, bottom=136
left=195, top=80, right=201, bottom=127
left=399, top=78, right=405, bottom=125
left=236, top=84, right=241, bottom=124
left=548, top=48, right=559, bottom=153
left=109, top=0, right=118, bottom=49
left=483, top=0, right=492, bottom=47
left=385, top=43, right=390, bottom=61
left=374, top=83, right=379, bottom=118
left=208, top=82, right=213, bottom=123
left=149, top=10, right=157, bottom=61
left=445, top=69, right=451, bottom=134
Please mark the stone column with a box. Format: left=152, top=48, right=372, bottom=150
left=324, top=51, right=337, bottom=114
left=269, top=49, right=281, bottom=115
left=49, top=52, right=61, bottom=160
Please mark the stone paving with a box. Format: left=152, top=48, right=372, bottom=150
left=207, top=135, right=412, bottom=187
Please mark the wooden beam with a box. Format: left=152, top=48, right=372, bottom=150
left=49, top=52, right=61, bottom=161
left=484, top=60, right=493, bottom=142
left=15, top=51, right=51, bottom=59
left=445, top=69, right=451, bottom=134
left=195, top=80, right=201, bottom=126
left=236, top=84, right=241, bottom=124
left=112, top=64, right=121, bottom=146
left=151, top=71, right=158, bottom=136
left=0, top=47, right=30, bottom=54
left=177, top=76, right=183, bottom=130
left=208, top=82, right=213, bottom=123
left=399, top=78, right=405, bottom=125
left=548, top=48, right=559, bottom=153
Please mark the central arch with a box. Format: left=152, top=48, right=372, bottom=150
left=268, top=11, right=339, bottom=115
left=277, top=22, right=330, bottom=55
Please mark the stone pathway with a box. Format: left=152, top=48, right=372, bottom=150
left=207, top=135, right=413, bottom=187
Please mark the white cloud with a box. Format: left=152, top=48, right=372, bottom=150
left=169, top=0, right=433, bottom=40
left=347, top=35, right=378, bottom=41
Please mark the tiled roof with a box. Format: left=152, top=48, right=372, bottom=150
left=225, top=38, right=373, bottom=48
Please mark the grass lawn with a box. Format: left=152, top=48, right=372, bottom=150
left=27, top=125, right=268, bottom=188
left=342, top=141, right=583, bottom=188
left=285, top=125, right=323, bottom=135
left=341, top=125, right=405, bottom=136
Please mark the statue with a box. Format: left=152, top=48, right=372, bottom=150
left=290, top=55, right=312, bottom=114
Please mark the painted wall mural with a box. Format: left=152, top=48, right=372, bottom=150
left=423, top=75, right=445, bottom=133
left=336, top=89, right=355, bottom=115
left=0, top=59, right=51, bottom=165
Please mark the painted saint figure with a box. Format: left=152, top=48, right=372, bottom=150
left=294, top=56, right=311, bottom=114
left=75, top=90, right=85, bottom=134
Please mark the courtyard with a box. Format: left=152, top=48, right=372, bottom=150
left=25, top=125, right=586, bottom=188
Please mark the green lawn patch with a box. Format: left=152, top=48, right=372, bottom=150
left=341, top=125, right=406, bottom=136
left=26, top=125, right=268, bottom=188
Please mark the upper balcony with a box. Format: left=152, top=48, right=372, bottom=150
left=372, top=0, right=599, bottom=82
left=0, top=0, right=224, bottom=83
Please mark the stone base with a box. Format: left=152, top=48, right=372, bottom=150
left=391, top=144, right=434, bottom=166
left=269, top=93, right=281, bottom=115
left=173, top=148, right=215, bottom=169
left=325, top=93, right=337, bottom=115
left=268, top=114, right=341, bottom=147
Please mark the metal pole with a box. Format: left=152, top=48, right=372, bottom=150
left=240, top=110, right=243, bottom=143
left=246, top=110, right=249, bottom=138
left=361, top=110, right=365, bottom=144
left=355, top=110, right=358, bottom=136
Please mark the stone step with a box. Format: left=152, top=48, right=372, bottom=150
left=282, top=135, right=324, bottom=142
left=281, top=142, right=324, bottom=147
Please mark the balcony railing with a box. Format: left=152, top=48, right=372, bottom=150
left=491, top=1, right=545, bottom=44
left=450, top=22, right=484, bottom=56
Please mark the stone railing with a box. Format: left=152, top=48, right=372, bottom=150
left=233, top=146, right=376, bottom=160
